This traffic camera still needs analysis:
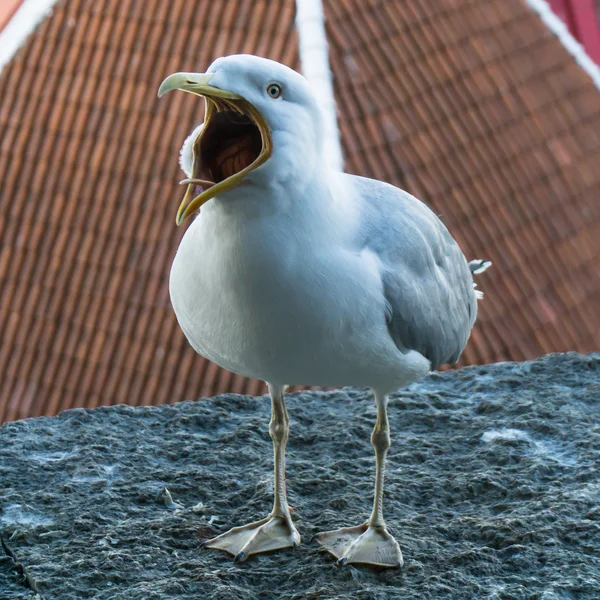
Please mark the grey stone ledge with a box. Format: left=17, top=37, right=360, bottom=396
left=1, top=353, right=599, bottom=599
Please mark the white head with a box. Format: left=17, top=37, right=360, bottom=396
left=159, top=55, right=325, bottom=224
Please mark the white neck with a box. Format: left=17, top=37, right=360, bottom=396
left=202, top=167, right=356, bottom=246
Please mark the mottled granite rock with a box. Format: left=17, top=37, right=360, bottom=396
left=1, top=353, right=599, bottom=599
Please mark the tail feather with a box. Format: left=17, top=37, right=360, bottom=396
left=469, top=259, right=491, bottom=300
left=469, top=259, right=492, bottom=274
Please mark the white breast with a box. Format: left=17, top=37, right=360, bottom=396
left=169, top=189, right=429, bottom=390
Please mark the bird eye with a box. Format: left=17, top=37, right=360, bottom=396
left=266, top=83, right=282, bottom=99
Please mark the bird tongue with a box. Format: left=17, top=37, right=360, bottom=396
left=179, top=178, right=215, bottom=207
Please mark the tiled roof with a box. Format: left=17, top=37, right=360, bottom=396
left=325, top=0, right=600, bottom=367
left=0, top=0, right=599, bottom=422
left=0, top=0, right=299, bottom=422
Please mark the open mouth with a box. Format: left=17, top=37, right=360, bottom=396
left=177, top=97, right=272, bottom=224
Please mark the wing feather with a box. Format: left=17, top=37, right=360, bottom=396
left=348, top=174, right=477, bottom=369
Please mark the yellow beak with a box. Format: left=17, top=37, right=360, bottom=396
left=157, top=72, right=241, bottom=101
left=158, top=72, right=272, bottom=225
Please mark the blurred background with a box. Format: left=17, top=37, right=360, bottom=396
left=0, top=0, right=599, bottom=423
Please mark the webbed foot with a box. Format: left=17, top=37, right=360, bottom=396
left=316, top=523, right=402, bottom=568
left=203, top=513, right=300, bottom=562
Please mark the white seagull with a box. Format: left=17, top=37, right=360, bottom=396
left=158, top=55, right=490, bottom=568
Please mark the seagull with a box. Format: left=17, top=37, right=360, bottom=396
left=158, top=54, right=490, bottom=568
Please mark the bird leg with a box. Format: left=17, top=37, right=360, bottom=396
left=203, top=384, right=300, bottom=562
left=316, top=392, right=403, bottom=568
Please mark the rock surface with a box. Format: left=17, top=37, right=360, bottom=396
left=1, top=353, right=599, bottom=599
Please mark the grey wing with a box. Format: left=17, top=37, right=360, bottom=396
left=382, top=236, right=476, bottom=369
left=350, top=175, right=477, bottom=369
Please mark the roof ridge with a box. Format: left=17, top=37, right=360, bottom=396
left=0, top=0, right=59, bottom=74
left=296, top=0, right=343, bottom=171
left=524, top=0, right=600, bottom=91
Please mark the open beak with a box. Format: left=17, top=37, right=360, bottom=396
left=158, top=72, right=272, bottom=225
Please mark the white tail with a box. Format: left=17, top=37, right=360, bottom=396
left=469, top=259, right=492, bottom=299
left=469, top=259, right=492, bottom=275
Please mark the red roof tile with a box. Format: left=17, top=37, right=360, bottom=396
left=323, top=0, right=600, bottom=368
left=0, top=0, right=300, bottom=422
left=0, top=0, right=599, bottom=423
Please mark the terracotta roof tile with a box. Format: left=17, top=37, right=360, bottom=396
left=1, top=0, right=599, bottom=422
left=0, top=0, right=301, bottom=422
left=324, top=0, right=600, bottom=369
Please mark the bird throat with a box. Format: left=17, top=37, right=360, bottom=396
left=212, top=133, right=258, bottom=182
left=194, top=108, right=263, bottom=187
left=174, top=95, right=272, bottom=224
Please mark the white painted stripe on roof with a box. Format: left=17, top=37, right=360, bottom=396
left=0, top=0, right=59, bottom=75
left=295, top=0, right=344, bottom=172
left=524, top=0, right=600, bottom=90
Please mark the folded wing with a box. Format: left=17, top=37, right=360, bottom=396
left=350, top=175, right=478, bottom=369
